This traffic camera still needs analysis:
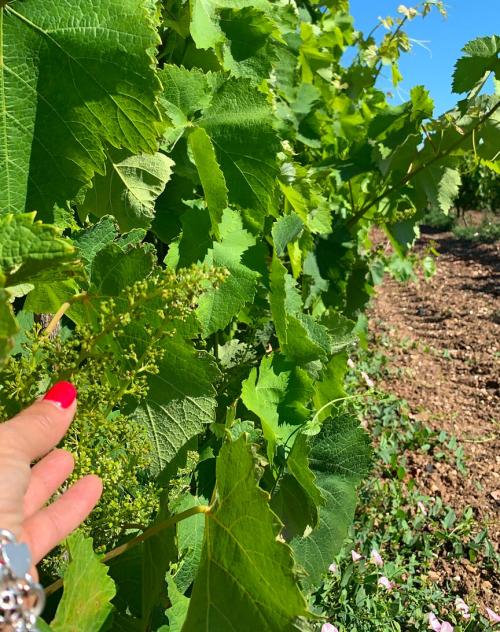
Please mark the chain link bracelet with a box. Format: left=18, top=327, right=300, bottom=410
left=0, top=530, right=45, bottom=632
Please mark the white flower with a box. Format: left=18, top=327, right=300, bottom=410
left=361, top=371, right=375, bottom=389
left=328, top=563, right=337, bottom=574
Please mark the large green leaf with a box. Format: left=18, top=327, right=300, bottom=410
left=196, top=208, right=259, bottom=336
left=452, top=35, right=500, bottom=93
left=220, top=6, right=277, bottom=81
left=135, top=335, right=220, bottom=474
left=50, top=533, right=116, bottom=632
left=272, top=212, right=304, bottom=257
left=187, top=127, right=228, bottom=235
left=160, top=66, right=215, bottom=149
left=189, top=0, right=224, bottom=50
left=161, top=68, right=280, bottom=213
left=142, top=500, right=177, bottom=628
left=0, top=213, right=75, bottom=285
left=182, top=436, right=310, bottom=631
left=166, top=575, right=190, bottom=631
left=269, top=256, right=330, bottom=365
left=0, top=0, right=164, bottom=217
left=414, top=165, right=461, bottom=214
left=79, top=149, right=174, bottom=231
left=271, top=434, right=324, bottom=539
left=241, top=353, right=313, bottom=459
left=291, top=414, right=371, bottom=588
left=200, top=77, right=280, bottom=212
left=172, top=496, right=206, bottom=593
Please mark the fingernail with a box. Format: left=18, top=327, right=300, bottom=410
left=43, top=381, right=77, bottom=409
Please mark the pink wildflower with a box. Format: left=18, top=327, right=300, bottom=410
left=328, top=563, right=337, bottom=574
left=486, top=607, right=500, bottom=625
left=454, top=597, right=470, bottom=620
left=428, top=612, right=442, bottom=631
left=370, top=549, right=383, bottom=567
left=377, top=576, right=394, bottom=591
left=321, top=624, right=339, bottom=632
left=428, top=613, right=454, bottom=632
left=351, top=550, right=362, bottom=562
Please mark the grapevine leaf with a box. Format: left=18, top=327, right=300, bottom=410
left=452, top=36, right=500, bottom=93
left=188, top=127, right=228, bottom=235
left=292, top=414, right=371, bottom=588
left=271, top=434, right=324, bottom=538
left=160, top=66, right=215, bottom=149
left=182, top=435, right=310, bottom=631
left=220, top=7, right=277, bottom=81
left=177, top=207, right=213, bottom=268
left=320, top=311, right=357, bottom=355
left=166, top=575, right=190, bottom=632
left=79, top=150, right=174, bottom=231
left=172, top=496, right=206, bottom=593
left=135, top=335, right=220, bottom=474
left=287, top=434, right=324, bottom=510
left=0, top=0, right=164, bottom=217
left=74, top=216, right=118, bottom=268
left=271, top=474, right=317, bottom=540
left=189, top=0, right=224, bottom=50
left=270, top=256, right=330, bottom=364
left=200, top=78, right=280, bottom=212
left=241, top=354, right=313, bottom=459
left=142, top=499, right=177, bottom=628
left=161, top=69, right=280, bottom=212
left=312, top=353, right=348, bottom=427
left=23, top=279, right=80, bottom=316
left=414, top=165, right=461, bottom=214
left=0, top=213, right=75, bottom=286
left=50, top=533, right=116, bottom=632
left=90, top=243, right=156, bottom=296
left=196, top=208, right=259, bottom=336
left=272, top=213, right=304, bottom=256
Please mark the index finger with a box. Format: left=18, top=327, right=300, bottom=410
left=0, top=382, right=77, bottom=462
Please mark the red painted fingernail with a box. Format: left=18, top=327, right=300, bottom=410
left=43, top=381, right=77, bottom=409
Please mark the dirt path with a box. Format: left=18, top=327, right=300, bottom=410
left=370, top=227, right=499, bottom=607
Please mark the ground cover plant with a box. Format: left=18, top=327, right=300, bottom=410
left=0, top=0, right=499, bottom=629
left=316, top=351, right=499, bottom=631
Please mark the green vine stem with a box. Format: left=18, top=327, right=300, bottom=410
left=44, top=503, right=211, bottom=597
left=346, top=97, right=500, bottom=228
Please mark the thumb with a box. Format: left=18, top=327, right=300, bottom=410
left=0, top=382, right=77, bottom=462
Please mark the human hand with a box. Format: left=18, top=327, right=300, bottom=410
left=0, top=382, right=102, bottom=571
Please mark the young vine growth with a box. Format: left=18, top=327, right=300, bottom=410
left=0, top=0, right=498, bottom=629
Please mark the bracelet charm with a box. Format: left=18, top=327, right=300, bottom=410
left=0, top=530, right=44, bottom=632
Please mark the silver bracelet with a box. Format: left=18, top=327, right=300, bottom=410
left=0, top=530, right=45, bottom=632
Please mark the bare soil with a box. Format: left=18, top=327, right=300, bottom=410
left=370, top=224, right=500, bottom=610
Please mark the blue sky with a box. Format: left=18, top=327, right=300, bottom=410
left=347, top=0, right=499, bottom=114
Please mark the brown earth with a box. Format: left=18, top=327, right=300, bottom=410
left=369, top=223, right=500, bottom=610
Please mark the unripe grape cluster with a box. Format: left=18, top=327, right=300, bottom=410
left=0, top=264, right=226, bottom=577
